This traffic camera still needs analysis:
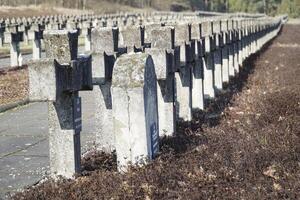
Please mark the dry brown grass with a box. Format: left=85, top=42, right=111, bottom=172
left=0, top=67, right=28, bottom=106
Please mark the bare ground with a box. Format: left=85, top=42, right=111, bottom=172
left=11, top=25, right=300, bottom=200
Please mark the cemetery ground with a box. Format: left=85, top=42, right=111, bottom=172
left=2, top=24, right=300, bottom=199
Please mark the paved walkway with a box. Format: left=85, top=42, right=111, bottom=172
left=0, top=91, right=96, bottom=199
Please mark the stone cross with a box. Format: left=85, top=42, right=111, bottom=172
left=212, top=20, right=223, bottom=92
left=227, top=20, right=235, bottom=77
left=91, top=27, right=125, bottom=152
left=28, top=23, right=44, bottom=60
left=4, top=24, right=23, bottom=67
left=201, top=20, right=215, bottom=99
left=145, top=26, right=176, bottom=137
left=173, top=23, right=193, bottom=121
left=232, top=20, right=240, bottom=74
left=119, top=25, right=144, bottom=53
left=28, top=30, right=92, bottom=178
left=190, top=22, right=205, bottom=111
left=221, top=19, right=230, bottom=83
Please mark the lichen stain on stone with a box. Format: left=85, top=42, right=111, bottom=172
left=112, top=53, right=149, bottom=89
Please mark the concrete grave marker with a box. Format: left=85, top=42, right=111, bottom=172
left=221, top=19, right=229, bottom=83
left=91, top=26, right=125, bottom=152
left=4, top=25, right=24, bottom=67
left=119, top=25, right=144, bottom=52
left=228, top=20, right=235, bottom=77
left=28, top=30, right=92, bottom=178
left=201, top=20, right=215, bottom=99
left=28, top=24, right=44, bottom=60
left=212, top=20, right=223, bottom=92
left=173, top=23, right=193, bottom=121
left=146, top=26, right=176, bottom=136
left=112, top=53, right=159, bottom=171
left=190, top=22, right=205, bottom=111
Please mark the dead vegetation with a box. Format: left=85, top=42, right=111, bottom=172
left=0, top=66, right=28, bottom=107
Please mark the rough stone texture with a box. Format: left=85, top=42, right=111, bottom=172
left=175, top=23, right=190, bottom=43
left=149, top=26, right=174, bottom=50
left=119, top=26, right=142, bottom=52
left=192, top=58, right=204, bottom=110
left=28, top=59, right=56, bottom=102
left=221, top=20, right=228, bottom=32
left=145, top=48, right=175, bottom=137
left=43, top=30, right=78, bottom=64
left=174, top=23, right=191, bottom=64
left=156, top=77, right=175, bottom=136
left=222, top=45, right=230, bottom=83
left=91, top=52, right=115, bottom=81
left=112, top=53, right=159, bottom=170
left=228, top=43, right=235, bottom=77
left=91, top=26, right=117, bottom=153
left=84, top=32, right=91, bottom=52
left=48, top=94, right=79, bottom=178
left=28, top=30, right=84, bottom=179
left=32, top=39, right=42, bottom=60
left=91, top=27, right=117, bottom=54
left=145, top=49, right=168, bottom=80
left=203, top=54, right=215, bottom=99
left=175, top=64, right=192, bottom=121
left=238, top=40, right=243, bottom=65
left=190, top=22, right=201, bottom=41
left=201, top=21, right=212, bottom=38
left=93, top=83, right=115, bottom=152
left=234, top=42, right=239, bottom=74
left=144, top=23, right=163, bottom=44
left=112, top=53, right=149, bottom=88
left=212, top=20, right=221, bottom=34
left=214, top=49, right=223, bottom=91
left=204, top=36, right=212, bottom=53
left=10, top=41, right=20, bottom=67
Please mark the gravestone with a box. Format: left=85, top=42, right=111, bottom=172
left=190, top=22, right=205, bottom=111
left=119, top=25, right=144, bottom=53
left=91, top=27, right=119, bottom=152
left=173, top=23, right=193, bottom=121
left=212, top=20, right=223, bottom=92
left=4, top=25, right=23, bottom=67
left=28, top=24, right=43, bottom=60
left=228, top=20, right=235, bottom=77
left=28, top=30, right=92, bottom=178
left=233, top=20, right=240, bottom=74
left=221, top=19, right=230, bottom=83
left=201, top=20, right=215, bottom=99
left=146, top=26, right=176, bottom=136
left=112, top=53, right=159, bottom=171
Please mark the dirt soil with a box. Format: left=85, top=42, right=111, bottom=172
left=0, top=66, right=28, bottom=106
left=11, top=24, right=300, bottom=200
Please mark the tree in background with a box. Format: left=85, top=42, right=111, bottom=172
left=277, top=0, right=300, bottom=17
left=188, top=0, right=299, bottom=17
left=3, top=0, right=297, bottom=17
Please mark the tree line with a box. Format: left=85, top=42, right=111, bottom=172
left=0, top=0, right=298, bottom=17
left=111, top=0, right=300, bottom=17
